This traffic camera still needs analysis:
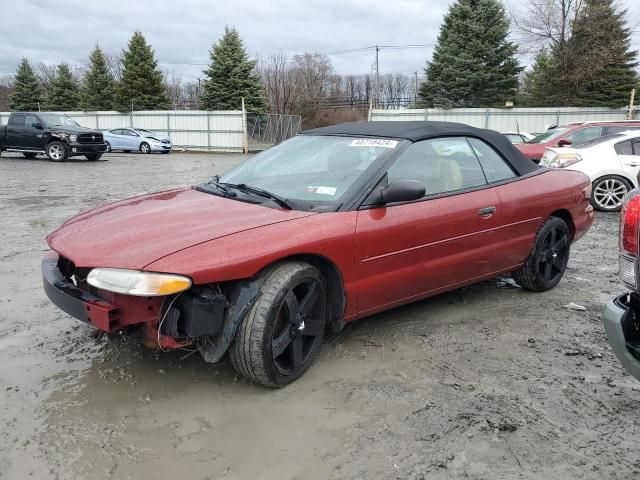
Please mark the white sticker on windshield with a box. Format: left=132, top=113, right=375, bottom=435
left=306, top=186, right=337, bottom=196
left=350, top=138, right=398, bottom=149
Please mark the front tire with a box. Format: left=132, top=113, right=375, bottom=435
left=140, top=142, right=151, bottom=154
left=46, top=141, right=69, bottom=162
left=512, top=216, right=570, bottom=292
left=229, top=262, right=328, bottom=387
left=85, top=153, right=103, bottom=161
left=23, top=152, right=38, bottom=159
left=591, top=175, right=631, bottom=212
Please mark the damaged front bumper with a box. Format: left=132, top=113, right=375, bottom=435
left=42, top=252, right=228, bottom=351
left=603, top=293, right=640, bottom=381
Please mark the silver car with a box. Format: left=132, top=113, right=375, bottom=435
left=103, top=128, right=172, bottom=154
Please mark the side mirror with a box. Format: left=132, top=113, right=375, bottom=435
left=556, top=138, right=572, bottom=147
left=32, top=122, right=43, bottom=130
left=368, top=179, right=426, bottom=205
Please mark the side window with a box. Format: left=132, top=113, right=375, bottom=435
left=467, top=137, right=516, bottom=183
left=615, top=140, right=633, bottom=155
left=567, top=126, right=604, bottom=146
left=24, top=115, right=38, bottom=127
left=633, top=139, right=640, bottom=156
left=9, top=114, right=25, bottom=126
left=387, top=137, right=487, bottom=197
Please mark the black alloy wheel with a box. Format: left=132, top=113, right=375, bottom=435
left=229, top=262, right=328, bottom=387
left=512, top=216, right=570, bottom=292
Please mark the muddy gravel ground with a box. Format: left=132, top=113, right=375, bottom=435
left=1, top=150, right=639, bottom=480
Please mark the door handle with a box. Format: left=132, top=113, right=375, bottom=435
left=477, top=206, right=496, bottom=217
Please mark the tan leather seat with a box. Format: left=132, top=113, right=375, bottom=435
left=436, top=157, right=464, bottom=192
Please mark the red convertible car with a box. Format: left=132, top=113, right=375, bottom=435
left=43, top=122, right=594, bottom=387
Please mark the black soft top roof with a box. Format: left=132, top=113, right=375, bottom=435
left=302, top=121, right=540, bottom=176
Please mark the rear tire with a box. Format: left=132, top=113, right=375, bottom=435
left=23, top=152, right=38, bottom=159
left=105, top=141, right=112, bottom=153
left=229, top=262, right=327, bottom=387
left=140, top=142, right=151, bottom=154
left=591, top=175, right=631, bottom=212
left=512, top=216, right=570, bottom=292
left=46, top=141, right=69, bottom=162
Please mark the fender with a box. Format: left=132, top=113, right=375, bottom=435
left=198, top=275, right=266, bottom=363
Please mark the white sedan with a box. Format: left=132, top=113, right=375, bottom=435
left=541, top=130, right=640, bottom=211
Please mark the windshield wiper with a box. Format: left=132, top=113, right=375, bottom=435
left=223, top=183, right=292, bottom=210
left=201, top=175, right=237, bottom=198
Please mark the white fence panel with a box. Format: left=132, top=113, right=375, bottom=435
left=371, top=107, right=637, bottom=134
left=0, top=110, right=248, bottom=152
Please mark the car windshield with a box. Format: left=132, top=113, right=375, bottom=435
left=527, top=127, right=569, bottom=144
left=39, top=114, right=79, bottom=127
left=206, top=135, right=401, bottom=210
left=135, top=128, right=156, bottom=135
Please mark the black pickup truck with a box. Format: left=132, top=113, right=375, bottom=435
left=0, top=112, right=108, bottom=161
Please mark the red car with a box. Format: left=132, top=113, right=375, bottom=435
left=43, top=122, right=594, bottom=387
left=517, top=120, right=640, bottom=162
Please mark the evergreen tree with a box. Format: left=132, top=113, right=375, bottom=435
left=81, top=44, right=115, bottom=110
left=9, top=58, right=42, bottom=111
left=518, top=49, right=561, bottom=106
left=565, top=0, right=638, bottom=107
left=200, top=27, right=267, bottom=112
left=45, top=63, right=80, bottom=111
left=418, top=0, right=522, bottom=108
left=113, top=32, right=169, bottom=111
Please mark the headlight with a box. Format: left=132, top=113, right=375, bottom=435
left=69, top=135, right=77, bottom=142
left=87, top=268, right=192, bottom=296
left=548, top=153, right=582, bottom=168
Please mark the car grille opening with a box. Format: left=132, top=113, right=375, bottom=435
left=78, top=133, right=104, bottom=144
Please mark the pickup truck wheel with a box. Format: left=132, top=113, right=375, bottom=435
left=46, top=141, right=69, bottom=162
left=85, top=153, right=103, bottom=161
left=591, top=175, right=631, bottom=212
left=140, top=142, right=151, bottom=154
left=512, top=216, right=570, bottom=292
left=22, top=152, right=38, bottom=159
left=229, top=262, right=327, bottom=387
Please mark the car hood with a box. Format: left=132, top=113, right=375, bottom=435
left=47, top=188, right=315, bottom=270
left=49, top=125, right=100, bottom=135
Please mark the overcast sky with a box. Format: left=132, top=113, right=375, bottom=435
left=0, top=0, right=639, bottom=83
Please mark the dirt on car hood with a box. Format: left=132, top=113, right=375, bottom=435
left=47, top=188, right=315, bottom=270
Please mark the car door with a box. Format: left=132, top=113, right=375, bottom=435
left=354, top=136, right=501, bottom=315
left=6, top=113, right=28, bottom=148
left=123, top=129, right=141, bottom=149
left=23, top=114, right=45, bottom=150
left=465, top=137, right=537, bottom=271
left=616, top=138, right=640, bottom=180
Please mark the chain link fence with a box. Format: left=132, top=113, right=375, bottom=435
left=246, top=113, right=302, bottom=151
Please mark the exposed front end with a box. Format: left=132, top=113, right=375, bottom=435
left=42, top=251, right=226, bottom=351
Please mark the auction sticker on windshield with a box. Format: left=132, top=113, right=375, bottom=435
left=350, top=139, right=398, bottom=148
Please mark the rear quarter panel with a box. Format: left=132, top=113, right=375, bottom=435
left=495, top=169, right=592, bottom=267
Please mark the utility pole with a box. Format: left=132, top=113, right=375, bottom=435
left=374, top=45, right=379, bottom=108
left=628, top=88, right=636, bottom=120
left=414, top=71, right=418, bottom=105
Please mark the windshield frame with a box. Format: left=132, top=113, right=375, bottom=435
left=526, top=127, right=569, bottom=144
left=197, top=134, right=409, bottom=212
left=38, top=113, right=80, bottom=128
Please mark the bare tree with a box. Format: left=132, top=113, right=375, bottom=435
left=0, top=76, right=14, bottom=111
left=105, top=52, right=123, bottom=82
left=511, top=0, right=585, bottom=53
left=256, top=52, right=300, bottom=115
